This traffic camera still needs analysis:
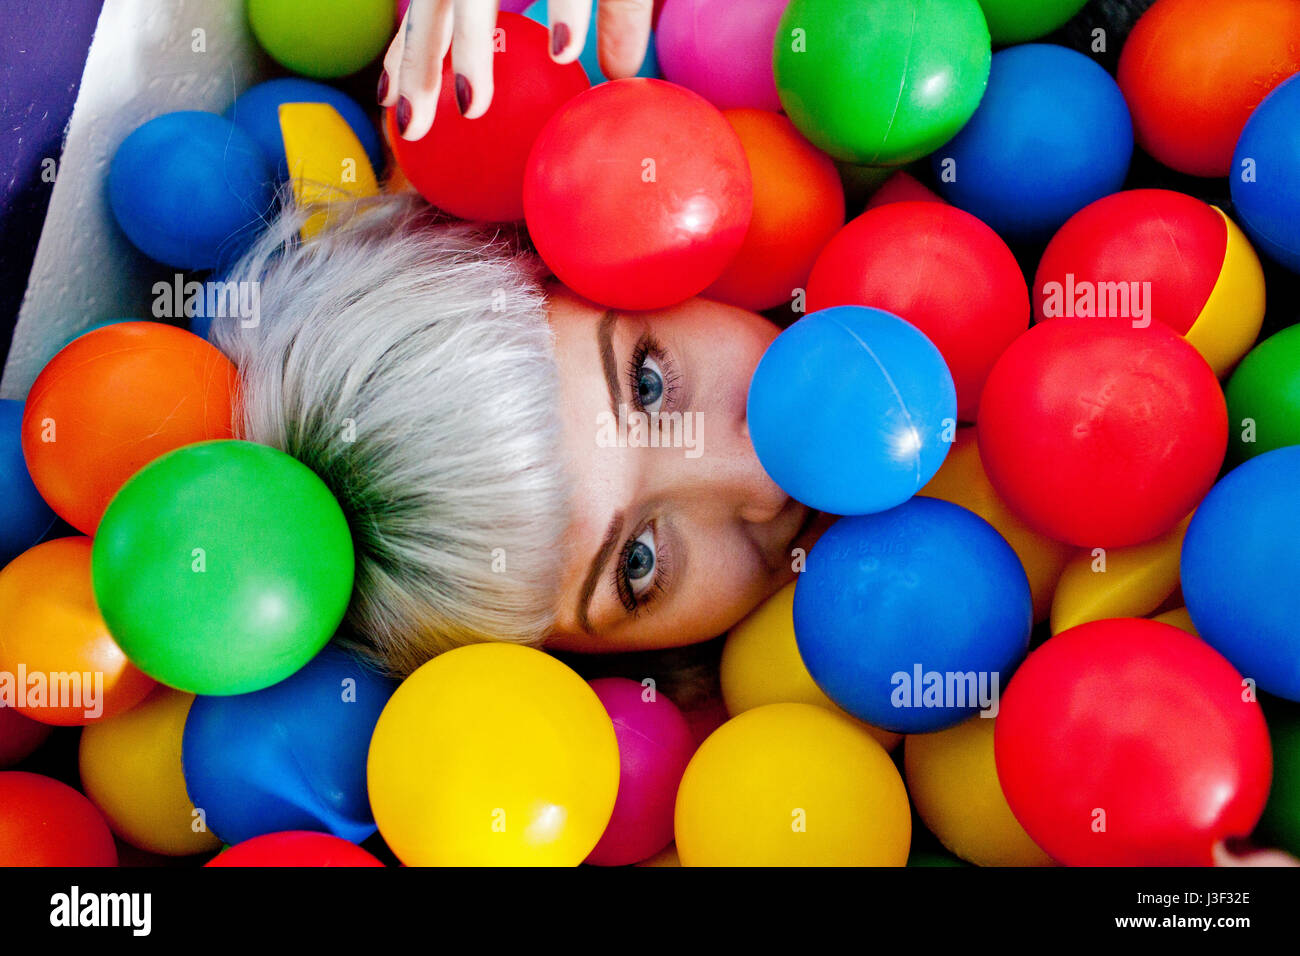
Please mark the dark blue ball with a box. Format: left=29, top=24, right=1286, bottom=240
left=182, top=644, right=397, bottom=845
left=1231, top=72, right=1300, bottom=274
left=932, top=44, right=1133, bottom=244
left=108, top=111, right=276, bottom=271
left=1183, top=446, right=1300, bottom=701
left=225, top=78, right=384, bottom=182
left=746, top=305, right=956, bottom=515
left=0, top=399, right=57, bottom=567
left=793, top=497, right=1032, bottom=733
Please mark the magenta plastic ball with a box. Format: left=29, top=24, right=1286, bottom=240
left=654, top=0, right=787, bottom=111
left=585, top=677, right=696, bottom=866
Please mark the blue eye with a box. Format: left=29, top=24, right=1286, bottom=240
left=620, top=527, right=657, bottom=605
left=636, top=356, right=664, bottom=412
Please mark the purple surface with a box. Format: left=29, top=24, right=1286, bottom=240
left=0, top=0, right=105, bottom=380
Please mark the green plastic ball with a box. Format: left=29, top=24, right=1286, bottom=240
left=976, top=0, right=1088, bottom=45
left=773, top=0, right=991, bottom=166
left=1257, top=696, right=1300, bottom=856
left=92, top=440, right=355, bottom=696
left=1226, top=324, right=1300, bottom=461
left=247, top=0, right=394, bottom=79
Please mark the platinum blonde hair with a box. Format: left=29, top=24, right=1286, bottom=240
left=208, top=189, right=570, bottom=676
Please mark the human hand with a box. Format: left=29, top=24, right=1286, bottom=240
left=378, top=0, right=654, bottom=141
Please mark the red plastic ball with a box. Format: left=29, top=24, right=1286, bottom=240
left=0, top=771, right=118, bottom=866
left=206, top=831, right=385, bottom=867
left=703, top=109, right=844, bottom=312
left=388, top=13, right=589, bottom=222
left=0, top=708, right=53, bottom=768
left=995, top=618, right=1272, bottom=866
left=977, top=317, right=1226, bottom=547
left=807, top=201, right=1029, bottom=421
left=524, top=77, right=753, bottom=310
left=1035, top=189, right=1223, bottom=334
left=1117, top=0, right=1300, bottom=177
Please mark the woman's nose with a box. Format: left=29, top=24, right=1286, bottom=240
left=682, top=416, right=790, bottom=524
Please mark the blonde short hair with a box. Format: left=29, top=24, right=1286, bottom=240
left=209, top=191, right=570, bottom=676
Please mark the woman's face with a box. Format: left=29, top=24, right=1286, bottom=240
left=545, top=284, right=833, bottom=653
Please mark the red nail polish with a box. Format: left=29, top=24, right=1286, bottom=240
left=455, top=74, right=472, bottom=116
left=551, top=22, right=570, bottom=57
left=396, top=96, right=412, bottom=135
left=377, top=70, right=389, bottom=104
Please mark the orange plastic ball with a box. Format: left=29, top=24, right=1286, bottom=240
left=0, top=537, right=155, bottom=725
left=1117, top=0, right=1300, bottom=177
left=703, top=109, right=845, bottom=312
left=21, top=322, right=236, bottom=534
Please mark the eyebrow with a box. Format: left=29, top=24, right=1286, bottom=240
left=575, top=311, right=628, bottom=635
left=597, top=309, right=619, bottom=420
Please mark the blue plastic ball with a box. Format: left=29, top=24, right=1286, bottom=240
left=931, top=44, right=1133, bottom=244
left=108, top=111, right=277, bottom=271
left=793, top=497, right=1032, bottom=733
left=0, top=400, right=57, bottom=567
left=746, top=305, right=956, bottom=515
left=1231, top=73, right=1300, bottom=274
left=1182, top=446, right=1300, bottom=702
left=524, top=0, right=660, bottom=84
left=181, top=644, right=397, bottom=845
left=224, top=77, right=384, bottom=182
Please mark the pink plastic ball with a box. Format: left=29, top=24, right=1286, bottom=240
left=654, top=0, right=787, bottom=111
left=585, top=677, right=696, bottom=866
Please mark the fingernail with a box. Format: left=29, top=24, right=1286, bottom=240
left=396, top=96, right=412, bottom=135
left=551, top=22, right=570, bottom=57
left=377, top=70, right=389, bottom=104
left=455, top=73, right=472, bottom=116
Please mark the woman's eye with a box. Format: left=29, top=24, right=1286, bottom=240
left=623, top=527, right=657, bottom=598
left=636, top=355, right=665, bottom=414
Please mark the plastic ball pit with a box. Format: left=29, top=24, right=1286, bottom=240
left=225, top=77, right=384, bottom=181
left=794, top=498, right=1032, bottom=734
left=1035, top=189, right=1266, bottom=378
left=774, top=0, right=991, bottom=166
left=1118, top=0, right=1300, bottom=178
left=1182, top=446, right=1300, bottom=702
left=1231, top=72, right=1300, bottom=274
left=108, top=111, right=277, bottom=271
left=978, top=317, right=1227, bottom=548
left=246, top=0, right=394, bottom=79
left=933, top=44, right=1133, bottom=244
left=674, top=703, right=911, bottom=866
left=1225, top=324, right=1300, bottom=460
left=747, top=306, right=957, bottom=516
left=995, top=618, right=1272, bottom=866
left=807, top=201, right=1029, bottom=421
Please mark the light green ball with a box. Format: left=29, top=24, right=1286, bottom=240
left=247, top=0, right=394, bottom=79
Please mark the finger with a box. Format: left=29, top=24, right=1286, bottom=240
left=547, top=0, right=594, bottom=65
left=397, top=0, right=455, bottom=140
left=378, top=2, right=410, bottom=107
left=450, top=0, right=500, bottom=119
left=595, top=0, right=653, bottom=80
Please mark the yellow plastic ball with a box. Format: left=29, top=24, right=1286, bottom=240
left=77, top=686, right=221, bottom=856
left=675, top=703, right=911, bottom=866
left=904, top=715, right=1053, bottom=867
left=366, top=643, right=619, bottom=866
left=921, top=427, right=1073, bottom=622
left=721, top=583, right=901, bottom=750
